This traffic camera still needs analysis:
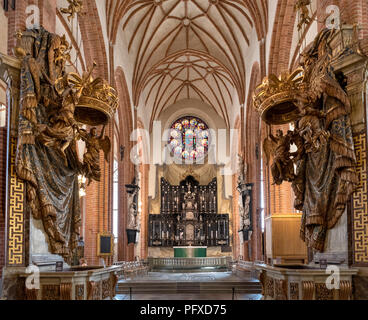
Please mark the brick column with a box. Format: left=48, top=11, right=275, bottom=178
left=139, top=164, right=149, bottom=259
left=6, top=0, right=27, bottom=55
left=232, top=174, right=240, bottom=260
left=39, top=0, right=57, bottom=33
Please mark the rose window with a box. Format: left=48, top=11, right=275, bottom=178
left=169, top=116, right=209, bottom=161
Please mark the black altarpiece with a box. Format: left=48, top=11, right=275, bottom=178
left=148, top=176, right=230, bottom=247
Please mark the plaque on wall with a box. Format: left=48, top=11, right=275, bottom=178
left=97, top=233, right=114, bottom=256
left=55, top=261, right=63, bottom=271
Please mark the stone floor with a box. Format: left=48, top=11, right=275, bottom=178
left=116, top=271, right=262, bottom=300
left=115, top=293, right=262, bottom=300
left=118, top=271, right=257, bottom=283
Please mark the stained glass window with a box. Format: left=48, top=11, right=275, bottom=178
left=169, top=116, right=209, bottom=161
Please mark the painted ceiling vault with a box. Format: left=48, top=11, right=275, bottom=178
left=106, top=0, right=268, bottom=127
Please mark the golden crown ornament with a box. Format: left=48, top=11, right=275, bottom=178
left=58, top=62, right=119, bottom=126
left=253, top=68, right=304, bottom=125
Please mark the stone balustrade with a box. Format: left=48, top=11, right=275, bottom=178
left=254, top=263, right=358, bottom=300
left=113, top=261, right=149, bottom=279
left=147, top=256, right=232, bottom=271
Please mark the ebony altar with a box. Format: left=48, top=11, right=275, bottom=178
left=148, top=176, right=230, bottom=247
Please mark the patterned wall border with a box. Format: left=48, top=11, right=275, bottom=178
left=352, top=133, right=368, bottom=265
left=6, top=136, right=25, bottom=266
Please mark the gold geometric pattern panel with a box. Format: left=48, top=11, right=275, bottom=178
left=352, top=133, right=368, bottom=264
left=7, top=137, right=25, bottom=266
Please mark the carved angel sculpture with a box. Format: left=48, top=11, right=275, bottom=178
left=237, top=154, right=247, bottom=187
left=294, top=29, right=358, bottom=251
left=37, top=76, right=80, bottom=164
left=263, top=129, right=295, bottom=185
left=15, top=27, right=82, bottom=262
left=37, top=64, right=97, bottom=164
left=295, top=0, right=312, bottom=31
left=79, top=126, right=111, bottom=185
left=60, top=0, right=84, bottom=21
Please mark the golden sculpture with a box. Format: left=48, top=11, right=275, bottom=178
left=60, top=0, right=84, bottom=21
left=295, top=0, right=312, bottom=31
left=263, top=129, right=295, bottom=185
left=253, top=68, right=304, bottom=125
left=74, top=74, right=118, bottom=126
left=14, top=27, right=118, bottom=262
left=254, top=29, right=358, bottom=251
left=78, top=126, right=111, bottom=185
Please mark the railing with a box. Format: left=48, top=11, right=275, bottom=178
left=113, top=260, right=149, bottom=279
left=147, top=256, right=232, bottom=270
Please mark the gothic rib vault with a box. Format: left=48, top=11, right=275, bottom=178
left=108, top=0, right=268, bottom=128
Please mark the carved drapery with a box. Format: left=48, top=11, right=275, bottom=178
left=14, top=28, right=82, bottom=262
left=302, top=281, right=315, bottom=300
left=255, top=28, right=361, bottom=252
left=60, top=283, right=72, bottom=300
left=9, top=26, right=117, bottom=263
left=339, top=280, right=352, bottom=300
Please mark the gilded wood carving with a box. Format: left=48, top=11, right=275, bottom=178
left=254, top=28, right=358, bottom=252
left=75, top=284, right=84, bottom=300
left=13, top=27, right=117, bottom=263
left=289, top=282, right=299, bottom=300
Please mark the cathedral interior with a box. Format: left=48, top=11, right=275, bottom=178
left=0, top=0, right=368, bottom=302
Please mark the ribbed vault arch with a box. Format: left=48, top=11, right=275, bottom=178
left=106, top=0, right=268, bottom=125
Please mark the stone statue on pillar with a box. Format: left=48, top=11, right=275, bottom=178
left=237, top=154, right=252, bottom=241
left=126, top=166, right=140, bottom=243
left=254, top=28, right=359, bottom=253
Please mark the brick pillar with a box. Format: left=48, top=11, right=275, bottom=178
left=85, top=177, right=99, bottom=266
left=6, top=0, right=27, bottom=55
left=84, top=149, right=112, bottom=266
left=139, top=164, right=149, bottom=259
left=39, top=0, right=56, bottom=33
left=317, top=0, right=367, bottom=38
left=118, top=161, right=127, bottom=261
left=232, top=174, right=240, bottom=260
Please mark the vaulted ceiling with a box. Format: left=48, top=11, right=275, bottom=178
left=106, top=0, right=268, bottom=127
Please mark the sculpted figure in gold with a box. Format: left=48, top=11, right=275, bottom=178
left=295, top=0, right=312, bottom=31
left=78, top=126, right=111, bottom=185
left=14, top=27, right=117, bottom=262
left=254, top=29, right=358, bottom=251
left=60, top=0, right=84, bottom=21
